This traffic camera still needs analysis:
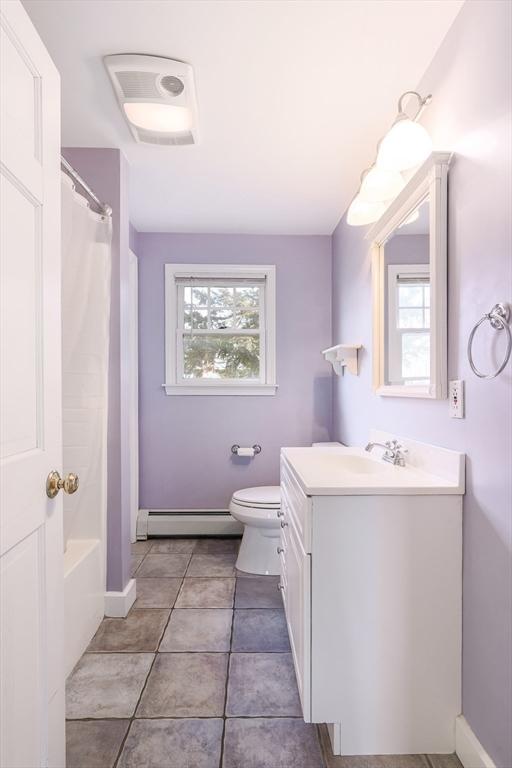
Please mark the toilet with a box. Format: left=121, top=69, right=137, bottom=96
left=229, top=486, right=281, bottom=575
left=230, top=444, right=341, bottom=575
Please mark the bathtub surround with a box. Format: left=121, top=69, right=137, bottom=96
left=62, top=149, right=133, bottom=599
left=331, top=2, right=512, bottom=766
left=134, top=233, right=332, bottom=510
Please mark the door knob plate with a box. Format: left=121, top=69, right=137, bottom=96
left=46, top=470, right=79, bottom=499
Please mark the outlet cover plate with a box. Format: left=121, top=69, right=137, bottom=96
left=449, top=379, right=464, bottom=418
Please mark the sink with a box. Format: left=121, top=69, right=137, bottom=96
left=317, top=453, right=388, bottom=475
left=281, top=440, right=465, bottom=496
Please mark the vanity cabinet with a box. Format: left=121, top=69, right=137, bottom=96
left=279, top=449, right=463, bottom=757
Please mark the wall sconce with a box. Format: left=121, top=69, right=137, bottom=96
left=347, top=91, right=432, bottom=227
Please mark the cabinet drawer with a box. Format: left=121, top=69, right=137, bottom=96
left=281, top=456, right=311, bottom=552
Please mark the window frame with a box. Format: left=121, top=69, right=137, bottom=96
left=163, top=263, right=277, bottom=396
left=387, top=264, right=431, bottom=386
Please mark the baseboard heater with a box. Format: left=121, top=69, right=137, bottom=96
left=136, top=509, right=243, bottom=539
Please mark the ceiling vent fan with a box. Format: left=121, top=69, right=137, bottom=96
left=104, top=54, right=199, bottom=145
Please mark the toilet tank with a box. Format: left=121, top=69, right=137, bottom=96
left=312, top=442, right=342, bottom=448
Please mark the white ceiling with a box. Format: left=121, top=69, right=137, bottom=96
left=23, top=0, right=463, bottom=234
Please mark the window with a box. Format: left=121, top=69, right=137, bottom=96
left=164, top=264, right=277, bottom=395
left=387, top=264, right=430, bottom=386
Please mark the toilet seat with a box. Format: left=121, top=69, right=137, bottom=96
left=230, top=500, right=281, bottom=528
left=232, top=486, right=280, bottom=509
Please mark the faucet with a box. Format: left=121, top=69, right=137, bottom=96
left=365, top=439, right=408, bottom=467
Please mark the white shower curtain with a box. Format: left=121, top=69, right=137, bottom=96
left=61, top=173, right=112, bottom=551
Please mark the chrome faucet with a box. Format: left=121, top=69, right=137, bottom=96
left=365, top=439, right=408, bottom=467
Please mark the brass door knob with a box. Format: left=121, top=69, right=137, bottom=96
left=46, top=470, right=79, bottom=499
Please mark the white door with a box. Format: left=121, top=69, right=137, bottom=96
left=0, top=1, right=65, bottom=766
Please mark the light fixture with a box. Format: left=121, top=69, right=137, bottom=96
left=123, top=103, right=192, bottom=133
left=347, top=195, right=387, bottom=226
left=376, top=92, right=432, bottom=171
left=347, top=90, right=432, bottom=226
left=104, top=54, right=199, bottom=145
left=359, top=166, right=405, bottom=203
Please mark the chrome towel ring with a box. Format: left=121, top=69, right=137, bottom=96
left=467, top=303, right=511, bottom=379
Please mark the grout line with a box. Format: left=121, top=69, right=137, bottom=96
left=218, top=599, right=235, bottom=768
left=69, top=715, right=310, bottom=722
left=111, top=573, right=185, bottom=768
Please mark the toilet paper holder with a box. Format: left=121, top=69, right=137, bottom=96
left=231, top=444, right=262, bottom=456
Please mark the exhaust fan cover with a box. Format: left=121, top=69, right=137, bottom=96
left=104, top=54, right=199, bottom=145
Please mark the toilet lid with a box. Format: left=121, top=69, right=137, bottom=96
left=232, top=486, right=281, bottom=508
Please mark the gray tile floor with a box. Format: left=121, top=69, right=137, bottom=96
left=66, top=537, right=463, bottom=768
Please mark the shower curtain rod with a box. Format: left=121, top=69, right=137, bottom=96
left=61, top=155, right=113, bottom=217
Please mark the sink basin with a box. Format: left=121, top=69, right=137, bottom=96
left=317, top=453, right=388, bottom=475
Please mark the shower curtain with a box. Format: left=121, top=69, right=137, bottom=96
left=61, top=173, right=112, bottom=551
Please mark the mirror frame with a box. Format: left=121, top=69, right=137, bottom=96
left=366, top=151, right=451, bottom=399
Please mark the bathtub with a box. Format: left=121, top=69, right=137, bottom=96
left=64, top=538, right=104, bottom=677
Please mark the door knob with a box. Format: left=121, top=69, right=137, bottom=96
left=46, top=470, right=79, bottom=499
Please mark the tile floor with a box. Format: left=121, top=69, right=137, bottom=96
left=66, top=537, right=464, bottom=768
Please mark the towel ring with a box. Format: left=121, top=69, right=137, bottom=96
left=467, top=303, right=511, bottom=379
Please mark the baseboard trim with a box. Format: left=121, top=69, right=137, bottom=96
left=136, top=509, right=243, bottom=539
left=104, top=578, right=137, bottom=618
left=456, top=715, right=496, bottom=768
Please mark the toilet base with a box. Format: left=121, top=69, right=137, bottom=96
left=236, top=525, right=280, bottom=576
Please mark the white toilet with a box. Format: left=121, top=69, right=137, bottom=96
left=230, top=445, right=340, bottom=575
left=229, top=486, right=281, bottom=575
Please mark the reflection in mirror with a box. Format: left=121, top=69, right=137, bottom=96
left=383, top=198, right=430, bottom=387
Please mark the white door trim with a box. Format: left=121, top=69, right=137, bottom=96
left=128, top=249, right=139, bottom=543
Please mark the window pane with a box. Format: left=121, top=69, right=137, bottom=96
left=189, top=309, right=208, bottom=329
left=398, top=285, right=424, bottom=307
left=398, top=308, right=425, bottom=328
left=192, top=287, right=208, bottom=306
left=184, top=287, right=192, bottom=305
left=183, top=334, right=260, bottom=379
left=210, top=308, right=233, bottom=329
left=236, top=310, right=259, bottom=329
left=402, top=332, right=430, bottom=379
left=424, top=308, right=430, bottom=328
left=210, top=287, right=233, bottom=307
left=236, top=286, right=259, bottom=308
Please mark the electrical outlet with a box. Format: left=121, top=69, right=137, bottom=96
left=449, top=379, right=464, bottom=418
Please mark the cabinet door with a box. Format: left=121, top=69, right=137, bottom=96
left=284, top=520, right=311, bottom=721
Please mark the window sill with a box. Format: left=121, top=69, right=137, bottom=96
left=162, top=383, right=278, bottom=396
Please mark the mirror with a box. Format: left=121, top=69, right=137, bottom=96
left=384, top=198, right=430, bottom=387
left=368, top=152, right=450, bottom=398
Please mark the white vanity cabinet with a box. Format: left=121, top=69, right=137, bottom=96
left=279, top=444, right=463, bottom=757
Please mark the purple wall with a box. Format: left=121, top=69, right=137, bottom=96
left=331, top=2, right=512, bottom=765
left=63, top=148, right=132, bottom=593
left=385, top=234, right=429, bottom=265
left=135, top=233, right=332, bottom=509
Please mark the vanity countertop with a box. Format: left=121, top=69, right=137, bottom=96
left=281, top=443, right=465, bottom=496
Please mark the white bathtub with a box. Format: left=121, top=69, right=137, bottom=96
left=64, top=539, right=104, bottom=677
